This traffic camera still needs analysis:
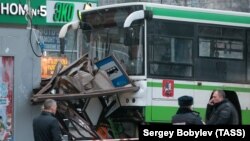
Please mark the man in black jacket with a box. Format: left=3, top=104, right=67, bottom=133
left=172, top=95, right=204, bottom=125
left=206, top=90, right=239, bottom=125
left=33, top=99, right=62, bottom=141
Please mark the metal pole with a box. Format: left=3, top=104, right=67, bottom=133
left=26, top=0, right=32, bottom=29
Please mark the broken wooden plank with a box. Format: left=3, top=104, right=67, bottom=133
left=31, top=86, right=139, bottom=103
left=59, top=53, right=89, bottom=76
left=35, top=62, right=63, bottom=95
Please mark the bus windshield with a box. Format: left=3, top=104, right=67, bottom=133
left=80, top=5, right=144, bottom=75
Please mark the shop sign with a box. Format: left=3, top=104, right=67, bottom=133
left=47, top=0, right=97, bottom=23
left=0, top=0, right=98, bottom=25
left=53, top=2, right=74, bottom=22
left=41, top=56, right=69, bottom=79
left=0, top=0, right=46, bottom=25
left=0, top=2, right=46, bottom=17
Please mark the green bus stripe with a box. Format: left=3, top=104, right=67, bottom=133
left=147, top=7, right=250, bottom=25
left=147, top=82, right=250, bottom=92
left=145, top=106, right=250, bottom=124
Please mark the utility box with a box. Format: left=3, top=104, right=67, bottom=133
left=0, top=28, right=41, bottom=141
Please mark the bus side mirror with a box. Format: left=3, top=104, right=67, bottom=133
left=123, top=10, right=152, bottom=46
left=124, top=10, right=152, bottom=28
left=59, top=21, right=80, bottom=55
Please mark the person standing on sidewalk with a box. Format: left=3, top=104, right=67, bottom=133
left=206, top=90, right=239, bottom=125
left=33, top=99, right=62, bottom=141
left=172, top=95, right=204, bottom=125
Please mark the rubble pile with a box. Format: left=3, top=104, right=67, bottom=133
left=31, top=54, right=140, bottom=140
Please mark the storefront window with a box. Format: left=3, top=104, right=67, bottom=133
left=39, top=27, right=78, bottom=78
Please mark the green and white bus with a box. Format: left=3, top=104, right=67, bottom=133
left=59, top=1, right=250, bottom=134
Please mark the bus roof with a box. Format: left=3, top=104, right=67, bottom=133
left=82, top=2, right=250, bottom=27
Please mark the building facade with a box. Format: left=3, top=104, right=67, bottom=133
left=0, top=0, right=97, bottom=141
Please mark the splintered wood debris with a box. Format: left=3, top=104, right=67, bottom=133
left=31, top=54, right=140, bottom=140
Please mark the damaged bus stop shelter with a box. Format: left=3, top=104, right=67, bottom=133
left=31, top=54, right=140, bottom=140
